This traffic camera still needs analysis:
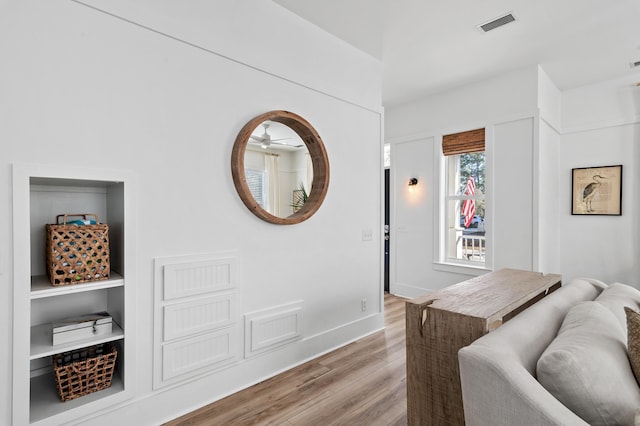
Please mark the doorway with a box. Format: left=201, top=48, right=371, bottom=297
left=384, top=168, right=390, bottom=292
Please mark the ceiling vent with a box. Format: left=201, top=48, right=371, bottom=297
left=478, top=13, right=516, bottom=32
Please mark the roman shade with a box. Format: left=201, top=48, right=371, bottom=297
left=442, top=128, right=485, bottom=156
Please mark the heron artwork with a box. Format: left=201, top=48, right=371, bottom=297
left=582, top=174, right=606, bottom=213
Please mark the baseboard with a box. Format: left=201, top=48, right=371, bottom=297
left=73, top=311, right=385, bottom=426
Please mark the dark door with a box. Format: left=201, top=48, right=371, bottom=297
left=384, top=168, right=390, bottom=292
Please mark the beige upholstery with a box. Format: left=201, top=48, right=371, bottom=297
left=536, top=301, right=640, bottom=425
left=596, top=282, right=640, bottom=335
left=458, top=279, right=603, bottom=426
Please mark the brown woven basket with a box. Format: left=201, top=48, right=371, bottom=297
left=46, top=214, right=110, bottom=286
left=52, top=343, right=118, bottom=402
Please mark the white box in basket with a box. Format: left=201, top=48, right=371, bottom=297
left=52, top=312, right=113, bottom=346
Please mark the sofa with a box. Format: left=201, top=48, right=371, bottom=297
left=458, top=278, right=640, bottom=425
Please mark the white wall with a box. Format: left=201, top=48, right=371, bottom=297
left=538, top=66, right=562, bottom=131
left=0, top=1, right=383, bottom=424
left=558, top=124, right=638, bottom=283
left=385, top=66, right=538, bottom=140
left=558, top=74, right=640, bottom=284
left=537, top=120, right=561, bottom=273
left=536, top=68, right=562, bottom=274
left=561, top=75, right=640, bottom=133
left=387, top=66, right=640, bottom=296
left=390, top=138, right=439, bottom=295
left=386, top=67, right=540, bottom=296
left=491, top=117, right=535, bottom=271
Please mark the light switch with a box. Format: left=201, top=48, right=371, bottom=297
left=362, top=229, right=373, bottom=241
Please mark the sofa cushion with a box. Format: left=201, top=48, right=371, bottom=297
left=537, top=301, right=640, bottom=425
left=579, top=277, right=609, bottom=291
left=595, top=283, right=640, bottom=335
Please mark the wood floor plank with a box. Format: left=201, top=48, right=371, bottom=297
left=165, top=293, right=407, bottom=426
left=286, top=355, right=406, bottom=425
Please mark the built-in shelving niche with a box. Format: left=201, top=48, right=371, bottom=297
left=12, top=165, right=134, bottom=426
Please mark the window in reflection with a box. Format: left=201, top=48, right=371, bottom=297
left=245, top=168, right=266, bottom=210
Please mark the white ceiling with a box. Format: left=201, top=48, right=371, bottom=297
left=274, top=0, right=640, bottom=106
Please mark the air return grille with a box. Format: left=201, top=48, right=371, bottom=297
left=478, top=13, right=516, bottom=32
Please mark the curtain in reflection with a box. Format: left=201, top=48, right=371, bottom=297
left=305, top=152, right=313, bottom=193
left=265, top=153, right=280, bottom=216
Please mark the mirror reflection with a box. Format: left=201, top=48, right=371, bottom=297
left=243, top=121, right=313, bottom=218
left=231, top=110, right=329, bottom=225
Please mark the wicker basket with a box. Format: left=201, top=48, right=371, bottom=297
left=46, top=214, right=110, bottom=286
left=52, top=343, right=118, bottom=402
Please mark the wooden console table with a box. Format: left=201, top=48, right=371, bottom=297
left=405, top=268, right=562, bottom=426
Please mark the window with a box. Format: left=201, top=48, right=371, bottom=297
left=442, top=129, right=486, bottom=266
left=245, top=168, right=267, bottom=209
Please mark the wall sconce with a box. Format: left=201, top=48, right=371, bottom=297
left=408, top=178, right=418, bottom=186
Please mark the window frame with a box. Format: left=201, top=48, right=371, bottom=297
left=434, top=129, right=490, bottom=275
left=443, top=153, right=486, bottom=266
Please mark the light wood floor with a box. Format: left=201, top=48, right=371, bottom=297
left=165, top=293, right=407, bottom=426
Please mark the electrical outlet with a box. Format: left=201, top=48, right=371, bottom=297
left=361, top=298, right=367, bottom=312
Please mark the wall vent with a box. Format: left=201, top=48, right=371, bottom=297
left=478, top=13, right=516, bottom=32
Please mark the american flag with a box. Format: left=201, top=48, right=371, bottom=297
left=462, top=176, right=475, bottom=228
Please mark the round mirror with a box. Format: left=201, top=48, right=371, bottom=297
left=231, top=110, right=330, bottom=224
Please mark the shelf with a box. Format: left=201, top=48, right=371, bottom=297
left=31, top=273, right=124, bottom=300
left=31, top=322, right=124, bottom=360
left=30, top=371, right=124, bottom=424
left=14, top=165, right=133, bottom=425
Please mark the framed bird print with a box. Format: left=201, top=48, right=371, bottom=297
left=571, top=165, right=622, bottom=215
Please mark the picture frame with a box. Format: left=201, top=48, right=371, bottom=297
left=571, top=164, right=622, bottom=215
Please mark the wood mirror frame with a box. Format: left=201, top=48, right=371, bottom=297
left=231, top=110, right=330, bottom=225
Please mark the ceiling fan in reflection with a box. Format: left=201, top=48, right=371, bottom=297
left=249, top=124, right=304, bottom=149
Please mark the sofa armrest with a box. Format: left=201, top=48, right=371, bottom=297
left=458, top=278, right=602, bottom=426
left=459, top=346, right=588, bottom=426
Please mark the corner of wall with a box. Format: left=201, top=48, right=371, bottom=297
left=537, top=65, right=562, bottom=132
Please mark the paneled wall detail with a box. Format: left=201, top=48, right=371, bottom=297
left=154, top=253, right=240, bottom=389
left=244, top=301, right=303, bottom=358
left=163, top=259, right=234, bottom=300
left=162, top=328, right=237, bottom=381
left=163, top=294, right=236, bottom=341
